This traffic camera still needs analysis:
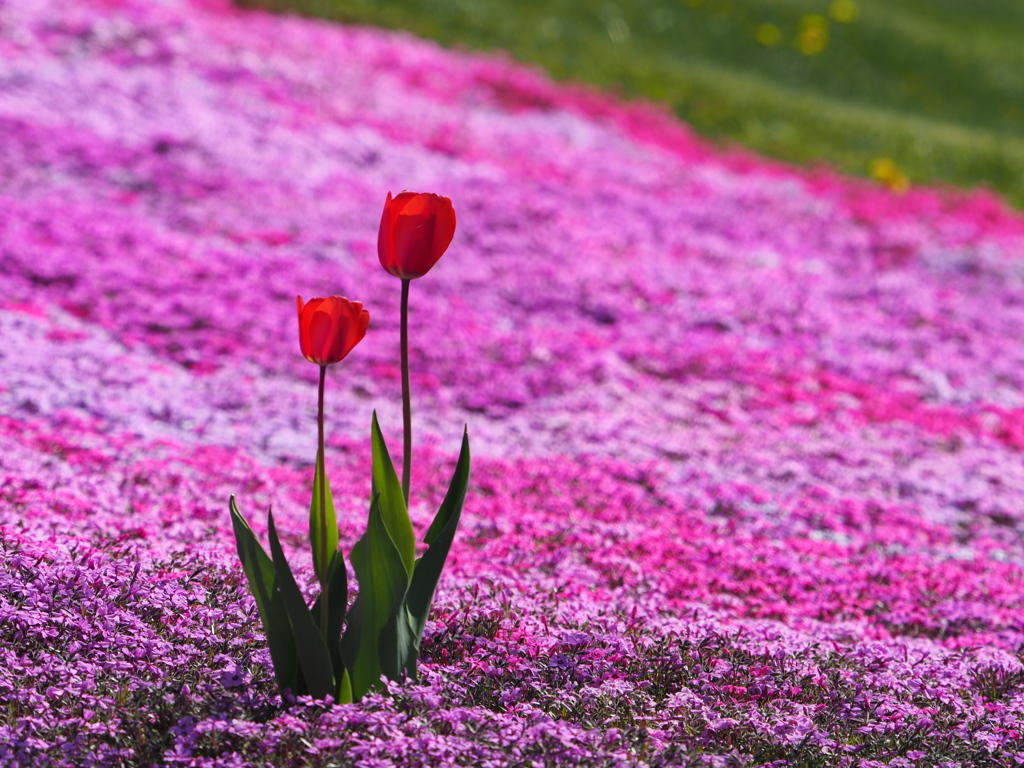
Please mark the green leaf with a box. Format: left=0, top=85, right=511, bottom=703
left=370, top=411, right=416, bottom=580
left=340, top=493, right=411, bottom=700
left=308, top=449, right=339, bottom=585
left=339, top=593, right=364, bottom=693
left=310, top=551, right=349, bottom=646
left=229, top=496, right=298, bottom=697
left=310, top=550, right=348, bottom=695
left=267, top=510, right=336, bottom=701
left=337, top=666, right=353, bottom=704
left=406, top=428, right=470, bottom=644
left=380, top=602, right=419, bottom=682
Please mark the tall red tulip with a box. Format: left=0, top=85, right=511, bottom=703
left=377, top=191, right=457, bottom=506
left=377, top=191, right=456, bottom=280
left=296, top=296, right=370, bottom=367
left=296, top=294, right=369, bottom=635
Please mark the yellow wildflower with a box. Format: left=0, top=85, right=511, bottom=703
left=756, top=23, right=782, bottom=47
left=869, top=158, right=911, bottom=193
left=830, top=0, right=860, bottom=23
left=798, top=14, right=829, bottom=55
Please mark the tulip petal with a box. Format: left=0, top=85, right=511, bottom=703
left=392, top=212, right=431, bottom=276
left=396, top=192, right=430, bottom=216
left=297, top=295, right=368, bottom=366
left=431, top=199, right=457, bottom=260
left=296, top=296, right=312, bottom=363
left=377, top=191, right=456, bottom=279
left=308, top=309, right=334, bottom=364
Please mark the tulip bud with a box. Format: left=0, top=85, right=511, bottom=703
left=296, top=295, right=370, bottom=366
left=377, top=191, right=456, bottom=280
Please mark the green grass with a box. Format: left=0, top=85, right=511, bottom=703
left=237, top=0, right=1024, bottom=207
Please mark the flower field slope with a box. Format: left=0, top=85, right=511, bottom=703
left=2, top=0, right=1024, bottom=766
left=239, top=0, right=1024, bottom=209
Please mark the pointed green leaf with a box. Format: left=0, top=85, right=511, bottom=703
left=229, top=496, right=298, bottom=697
left=380, top=602, right=419, bottom=682
left=308, top=449, right=339, bottom=585
left=339, top=592, right=364, bottom=695
left=370, top=412, right=415, bottom=580
left=340, top=494, right=410, bottom=700
left=267, top=510, right=336, bottom=701
left=337, top=666, right=353, bottom=704
left=310, top=551, right=349, bottom=647
left=406, top=429, right=470, bottom=643
left=310, top=550, right=348, bottom=692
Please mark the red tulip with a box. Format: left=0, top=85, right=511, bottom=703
left=377, top=191, right=456, bottom=279
left=296, top=295, right=370, bottom=366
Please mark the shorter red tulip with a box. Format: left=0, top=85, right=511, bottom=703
left=377, top=191, right=456, bottom=279
left=296, top=295, right=370, bottom=366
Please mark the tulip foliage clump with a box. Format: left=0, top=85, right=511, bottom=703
left=10, top=1, right=1024, bottom=765
left=230, top=192, right=468, bottom=703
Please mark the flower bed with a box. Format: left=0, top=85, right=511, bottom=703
left=2, top=0, right=1024, bottom=765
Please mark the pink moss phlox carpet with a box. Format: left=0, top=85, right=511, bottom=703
left=3, top=0, right=1024, bottom=764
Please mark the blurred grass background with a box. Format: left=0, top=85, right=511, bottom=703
left=236, top=0, right=1024, bottom=207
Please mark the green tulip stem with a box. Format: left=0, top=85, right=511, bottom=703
left=400, top=278, right=412, bottom=508
left=317, top=363, right=329, bottom=636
